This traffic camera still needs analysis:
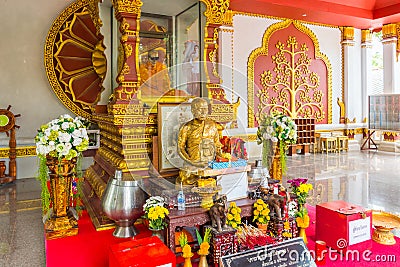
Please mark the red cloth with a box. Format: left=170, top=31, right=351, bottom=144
left=306, top=205, right=399, bottom=266
left=45, top=211, right=152, bottom=267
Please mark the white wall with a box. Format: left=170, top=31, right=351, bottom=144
left=0, top=0, right=95, bottom=178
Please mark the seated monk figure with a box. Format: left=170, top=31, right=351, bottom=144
left=176, top=98, right=223, bottom=185
left=139, top=50, right=171, bottom=96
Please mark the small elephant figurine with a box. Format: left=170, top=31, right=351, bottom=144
left=209, top=195, right=228, bottom=232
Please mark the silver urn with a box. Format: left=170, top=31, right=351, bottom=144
left=101, top=169, right=145, bottom=238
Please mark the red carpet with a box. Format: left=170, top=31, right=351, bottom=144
left=306, top=205, right=399, bottom=267
left=45, top=211, right=152, bottom=267
left=46, top=208, right=399, bottom=266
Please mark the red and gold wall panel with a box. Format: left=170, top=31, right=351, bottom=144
left=248, top=20, right=332, bottom=127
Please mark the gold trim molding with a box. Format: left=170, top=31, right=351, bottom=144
left=0, top=146, right=36, bottom=159
left=341, top=27, right=354, bottom=41
left=383, top=24, right=397, bottom=39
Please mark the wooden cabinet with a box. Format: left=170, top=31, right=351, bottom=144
left=287, top=118, right=315, bottom=155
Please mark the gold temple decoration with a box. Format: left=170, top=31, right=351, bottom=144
left=248, top=20, right=332, bottom=127
left=0, top=146, right=36, bottom=159
left=200, top=0, right=231, bottom=102
left=341, top=26, right=354, bottom=41
left=44, top=0, right=106, bottom=119
left=361, top=29, right=372, bottom=43
left=382, top=23, right=397, bottom=39
left=372, top=210, right=400, bottom=245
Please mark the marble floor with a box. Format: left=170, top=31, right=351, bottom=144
left=0, top=150, right=399, bottom=266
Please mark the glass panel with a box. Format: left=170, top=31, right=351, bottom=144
left=175, top=3, right=204, bottom=97
left=138, top=15, right=173, bottom=98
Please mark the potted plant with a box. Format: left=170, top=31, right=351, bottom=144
left=34, top=114, right=89, bottom=239
left=252, top=199, right=271, bottom=233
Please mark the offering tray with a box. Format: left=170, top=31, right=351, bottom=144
left=192, top=185, right=222, bottom=209
left=372, top=210, right=400, bottom=245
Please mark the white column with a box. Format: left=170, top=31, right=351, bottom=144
left=341, top=38, right=357, bottom=122
left=382, top=24, right=400, bottom=93
left=361, top=30, right=372, bottom=122
left=382, top=37, right=399, bottom=93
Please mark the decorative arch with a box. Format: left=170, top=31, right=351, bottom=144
left=44, top=0, right=106, bottom=120
left=248, top=19, right=332, bottom=128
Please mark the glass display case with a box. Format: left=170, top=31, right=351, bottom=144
left=369, top=94, right=400, bottom=131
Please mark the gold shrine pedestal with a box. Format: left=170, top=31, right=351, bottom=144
left=44, top=156, right=78, bottom=240
left=269, top=141, right=282, bottom=181
left=372, top=210, right=400, bottom=245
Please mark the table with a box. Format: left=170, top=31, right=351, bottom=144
left=165, top=198, right=255, bottom=252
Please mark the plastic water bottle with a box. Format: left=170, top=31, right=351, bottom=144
left=177, top=182, right=186, bottom=211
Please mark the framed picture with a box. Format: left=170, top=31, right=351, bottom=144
left=157, top=102, right=193, bottom=173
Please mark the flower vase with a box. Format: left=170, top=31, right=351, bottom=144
left=151, top=228, right=165, bottom=243
left=269, top=141, right=282, bottom=181
left=257, top=223, right=268, bottom=234
left=44, top=156, right=78, bottom=240
left=198, top=253, right=209, bottom=267
left=298, top=227, right=307, bottom=244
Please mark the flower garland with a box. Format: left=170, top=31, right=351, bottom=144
left=226, top=202, right=242, bottom=229
left=287, top=178, right=313, bottom=228
left=257, top=112, right=297, bottom=174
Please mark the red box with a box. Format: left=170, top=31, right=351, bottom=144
left=109, top=236, right=176, bottom=267
left=316, top=201, right=372, bottom=252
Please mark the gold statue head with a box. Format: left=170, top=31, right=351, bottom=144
left=191, top=98, right=209, bottom=121
left=148, top=50, right=159, bottom=64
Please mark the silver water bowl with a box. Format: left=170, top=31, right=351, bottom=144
left=102, top=170, right=145, bottom=238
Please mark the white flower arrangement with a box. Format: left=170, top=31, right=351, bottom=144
left=256, top=112, right=297, bottom=173
left=35, top=114, right=89, bottom=160
left=143, top=196, right=165, bottom=212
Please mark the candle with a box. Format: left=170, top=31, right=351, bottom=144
left=315, top=240, right=327, bottom=265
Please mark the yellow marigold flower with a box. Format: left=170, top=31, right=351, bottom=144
left=237, top=207, right=241, bottom=213
left=231, top=222, right=237, bottom=228
left=257, top=205, right=263, bottom=211
left=234, top=214, right=241, bottom=222
left=230, top=202, right=237, bottom=208
left=253, top=210, right=260, bottom=216
left=227, top=214, right=234, bottom=221
left=231, top=208, right=238, bottom=215
left=261, top=209, right=269, bottom=216
left=284, top=221, right=290, bottom=230
left=258, top=217, right=264, bottom=223
left=256, top=199, right=264, bottom=205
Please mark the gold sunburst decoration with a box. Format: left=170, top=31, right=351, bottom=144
left=44, top=0, right=106, bottom=120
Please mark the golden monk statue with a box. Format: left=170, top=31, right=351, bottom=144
left=176, top=98, right=223, bottom=185
left=139, top=50, right=171, bottom=96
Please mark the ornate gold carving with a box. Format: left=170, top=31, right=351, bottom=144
left=342, top=27, right=354, bottom=41
left=361, top=29, right=372, bottom=43
left=222, top=10, right=233, bottom=26
left=354, top=128, right=364, bottom=135
left=344, top=118, right=356, bottom=124
left=0, top=146, right=36, bottom=159
left=44, top=0, right=107, bottom=120
left=382, top=24, right=397, bottom=39
left=200, top=0, right=230, bottom=25
left=248, top=20, right=333, bottom=127
left=84, top=167, right=107, bottom=198
left=112, top=0, right=143, bottom=15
